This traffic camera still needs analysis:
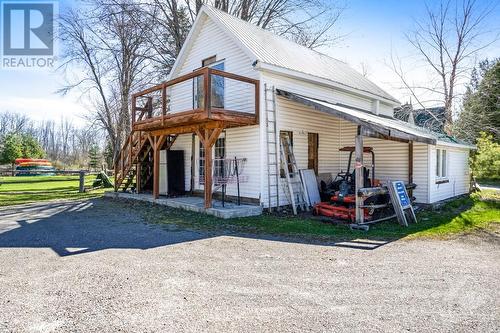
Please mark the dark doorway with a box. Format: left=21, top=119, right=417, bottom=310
left=308, top=133, right=319, bottom=175
left=167, top=150, right=185, bottom=195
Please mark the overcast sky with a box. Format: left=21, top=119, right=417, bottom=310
left=0, top=0, right=498, bottom=127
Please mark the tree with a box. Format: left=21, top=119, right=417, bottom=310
left=21, top=134, right=45, bottom=159
left=391, top=0, right=497, bottom=133
left=59, top=0, right=345, bottom=165
left=59, top=0, right=151, bottom=164
left=88, top=144, right=101, bottom=170
left=454, top=59, right=500, bottom=143
left=129, top=0, right=345, bottom=75
left=0, top=133, right=44, bottom=173
left=471, top=132, right=500, bottom=181
left=0, top=133, right=23, bottom=167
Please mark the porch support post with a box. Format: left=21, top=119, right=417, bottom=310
left=355, top=126, right=364, bottom=224
left=196, top=126, right=223, bottom=209
left=152, top=136, right=160, bottom=199
left=204, top=135, right=213, bottom=209
left=408, top=141, right=414, bottom=197
left=136, top=161, right=141, bottom=193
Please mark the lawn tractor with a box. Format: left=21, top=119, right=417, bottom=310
left=313, top=147, right=415, bottom=223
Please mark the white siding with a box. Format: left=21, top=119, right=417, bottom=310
left=412, top=143, right=429, bottom=203
left=338, top=120, right=410, bottom=185
left=379, top=102, right=394, bottom=117
left=191, top=126, right=261, bottom=200
left=429, top=145, right=470, bottom=203
left=259, top=89, right=412, bottom=207
left=164, top=15, right=262, bottom=201
left=264, top=72, right=373, bottom=111
left=168, top=16, right=258, bottom=115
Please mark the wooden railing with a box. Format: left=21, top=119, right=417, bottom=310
left=131, top=67, right=260, bottom=129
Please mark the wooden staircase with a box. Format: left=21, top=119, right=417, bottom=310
left=114, top=130, right=152, bottom=192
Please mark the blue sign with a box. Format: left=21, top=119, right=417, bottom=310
left=394, top=181, right=410, bottom=207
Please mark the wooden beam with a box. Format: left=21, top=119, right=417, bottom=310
left=355, top=127, right=364, bottom=224
left=408, top=141, right=414, bottom=197
left=197, top=125, right=224, bottom=209
left=136, top=161, right=141, bottom=193
left=152, top=136, right=160, bottom=199
left=203, top=131, right=213, bottom=209
left=360, top=127, right=409, bottom=144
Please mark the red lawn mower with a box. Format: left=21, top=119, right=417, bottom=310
left=313, top=147, right=389, bottom=223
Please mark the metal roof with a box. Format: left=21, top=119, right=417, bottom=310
left=277, top=89, right=476, bottom=148
left=202, top=6, right=400, bottom=104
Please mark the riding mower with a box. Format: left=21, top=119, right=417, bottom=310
left=313, top=147, right=415, bottom=223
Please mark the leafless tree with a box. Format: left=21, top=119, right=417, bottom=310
left=59, top=0, right=152, bottom=161
left=59, top=0, right=345, bottom=161
left=0, top=112, right=32, bottom=136
left=391, top=0, right=497, bottom=133
left=127, top=0, right=346, bottom=76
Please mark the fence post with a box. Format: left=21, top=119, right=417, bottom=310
left=79, top=171, right=85, bottom=193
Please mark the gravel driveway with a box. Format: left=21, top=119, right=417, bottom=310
left=0, top=198, right=498, bottom=332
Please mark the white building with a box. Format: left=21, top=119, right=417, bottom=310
left=115, top=6, right=473, bottom=213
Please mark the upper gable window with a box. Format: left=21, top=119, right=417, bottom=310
left=202, top=56, right=217, bottom=67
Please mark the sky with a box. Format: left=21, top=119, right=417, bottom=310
left=0, top=0, right=499, bottom=127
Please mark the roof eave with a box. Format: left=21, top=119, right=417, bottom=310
left=255, top=61, right=401, bottom=106
left=436, top=140, right=476, bottom=150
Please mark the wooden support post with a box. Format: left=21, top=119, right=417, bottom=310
left=195, top=126, right=223, bottom=209
left=204, top=136, right=213, bottom=209
left=79, top=171, right=85, bottom=193
left=408, top=141, right=414, bottom=197
left=152, top=136, right=160, bottom=199
left=136, top=161, right=141, bottom=193
left=190, top=133, right=195, bottom=194
left=355, top=127, right=364, bottom=224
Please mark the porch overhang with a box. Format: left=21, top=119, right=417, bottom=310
left=276, top=89, right=437, bottom=145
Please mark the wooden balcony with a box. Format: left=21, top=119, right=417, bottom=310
left=132, top=67, right=259, bottom=136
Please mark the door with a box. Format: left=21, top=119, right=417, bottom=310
left=167, top=150, right=185, bottom=195
left=308, top=133, right=319, bottom=175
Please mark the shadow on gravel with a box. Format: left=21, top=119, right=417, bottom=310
left=0, top=200, right=211, bottom=257
left=0, top=198, right=397, bottom=256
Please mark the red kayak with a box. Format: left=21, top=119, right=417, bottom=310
left=15, top=158, right=49, bottom=165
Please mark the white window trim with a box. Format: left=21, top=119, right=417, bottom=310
left=436, top=148, right=448, bottom=180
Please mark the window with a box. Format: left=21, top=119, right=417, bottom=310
left=199, top=132, right=226, bottom=185
left=214, top=133, right=226, bottom=180
left=280, top=131, right=293, bottom=178
left=436, top=148, right=447, bottom=178
left=193, top=56, right=225, bottom=109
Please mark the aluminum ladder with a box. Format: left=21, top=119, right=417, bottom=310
left=264, top=84, right=280, bottom=211
left=280, top=133, right=309, bottom=215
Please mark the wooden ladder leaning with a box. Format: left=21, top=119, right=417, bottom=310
left=265, top=84, right=280, bottom=212
left=280, top=132, right=309, bottom=215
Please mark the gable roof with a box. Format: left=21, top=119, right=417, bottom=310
left=170, top=5, right=400, bottom=105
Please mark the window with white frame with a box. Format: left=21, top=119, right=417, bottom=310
left=436, top=148, right=447, bottom=179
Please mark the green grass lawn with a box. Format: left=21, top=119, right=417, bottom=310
left=0, top=175, right=110, bottom=207
left=138, top=190, right=500, bottom=240
left=1, top=174, right=498, bottom=240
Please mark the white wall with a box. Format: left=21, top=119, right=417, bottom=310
left=412, top=143, right=429, bottom=203
left=428, top=145, right=470, bottom=202
left=258, top=88, right=413, bottom=207
left=168, top=15, right=258, bottom=115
